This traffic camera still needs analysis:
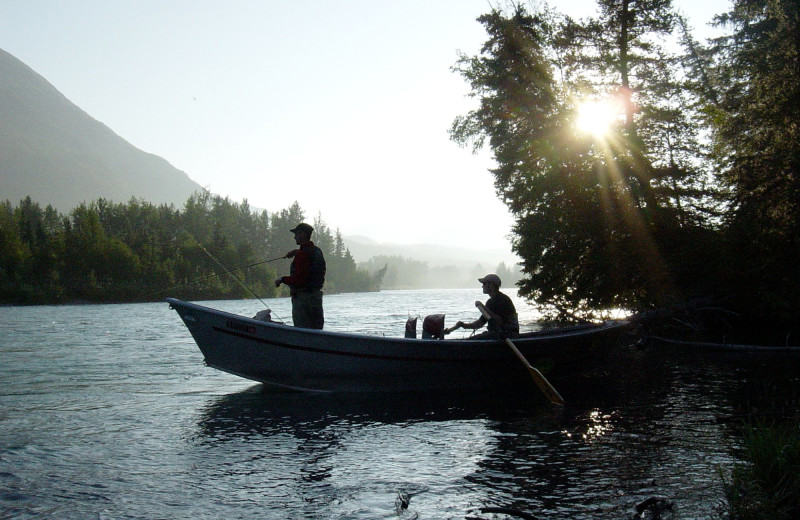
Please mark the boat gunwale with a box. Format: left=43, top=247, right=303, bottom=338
left=166, top=297, right=630, bottom=347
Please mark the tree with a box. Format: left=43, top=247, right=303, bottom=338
left=451, top=2, right=720, bottom=320
left=0, top=201, right=30, bottom=298
left=709, top=0, right=800, bottom=325
left=495, top=261, right=521, bottom=288
left=267, top=201, right=305, bottom=261
left=0, top=194, right=377, bottom=303
left=14, top=197, right=62, bottom=290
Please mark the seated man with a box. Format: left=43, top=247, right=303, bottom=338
left=446, top=274, right=519, bottom=339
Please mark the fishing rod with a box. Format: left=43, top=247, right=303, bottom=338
left=144, top=255, right=285, bottom=299
left=178, top=228, right=287, bottom=323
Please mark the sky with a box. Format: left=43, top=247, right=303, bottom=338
left=0, top=0, right=728, bottom=251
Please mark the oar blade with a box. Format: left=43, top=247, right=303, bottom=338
left=526, top=364, right=565, bottom=406
left=475, top=300, right=564, bottom=406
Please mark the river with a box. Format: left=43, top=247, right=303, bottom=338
left=2, top=289, right=798, bottom=519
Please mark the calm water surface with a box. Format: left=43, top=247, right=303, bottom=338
left=2, top=289, right=799, bottom=519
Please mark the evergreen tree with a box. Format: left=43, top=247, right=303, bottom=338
left=0, top=201, right=30, bottom=298
left=451, top=2, right=720, bottom=320
left=0, top=194, right=378, bottom=304
left=709, top=0, right=800, bottom=325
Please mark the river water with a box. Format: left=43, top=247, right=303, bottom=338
left=2, top=289, right=799, bottom=519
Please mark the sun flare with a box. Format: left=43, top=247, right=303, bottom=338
left=576, top=100, right=617, bottom=137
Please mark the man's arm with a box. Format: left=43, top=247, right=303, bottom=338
left=277, top=248, right=311, bottom=287
left=455, top=303, right=489, bottom=330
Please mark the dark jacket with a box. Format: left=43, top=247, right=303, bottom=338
left=281, top=241, right=326, bottom=293
left=485, top=291, right=519, bottom=335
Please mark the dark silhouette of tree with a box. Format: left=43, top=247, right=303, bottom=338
left=451, top=3, right=725, bottom=320
left=707, top=0, right=800, bottom=327
left=450, top=0, right=798, bottom=340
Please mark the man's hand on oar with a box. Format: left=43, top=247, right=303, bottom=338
left=443, top=321, right=466, bottom=335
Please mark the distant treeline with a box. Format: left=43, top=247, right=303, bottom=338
left=0, top=192, right=382, bottom=304
left=358, top=255, right=521, bottom=290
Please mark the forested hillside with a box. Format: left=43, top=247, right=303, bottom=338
left=0, top=193, right=381, bottom=304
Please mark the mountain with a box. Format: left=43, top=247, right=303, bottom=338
left=0, top=48, right=203, bottom=212
left=0, top=48, right=517, bottom=282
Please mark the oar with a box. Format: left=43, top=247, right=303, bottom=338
left=476, top=302, right=565, bottom=406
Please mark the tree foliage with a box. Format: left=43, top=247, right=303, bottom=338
left=0, top=194, right=380, bottom=304
left=708, top=0, right=800, bottom=325
left=452, top=0, right=798, bottom=332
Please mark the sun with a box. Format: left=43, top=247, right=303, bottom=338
left=576, top=100, right=618, bottom=137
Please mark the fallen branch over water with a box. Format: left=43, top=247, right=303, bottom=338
left=646, top=336, right=800, bottom=352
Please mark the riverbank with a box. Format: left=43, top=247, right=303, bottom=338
left=722, top=419, right=800, bottom=519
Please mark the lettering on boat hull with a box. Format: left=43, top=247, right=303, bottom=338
left=226, top=320, right=256, bottom=335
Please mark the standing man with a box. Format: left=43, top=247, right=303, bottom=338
left=446, top=274, right=519, bottom=339
left=275, top=222, right=326, bottom=329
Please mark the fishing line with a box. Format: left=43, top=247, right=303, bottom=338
left=143, top=256, right=284, bottom=299
left=178, top=227, right=287, bottom=324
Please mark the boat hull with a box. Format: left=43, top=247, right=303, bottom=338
left=167, top=298, right=631, bottom=393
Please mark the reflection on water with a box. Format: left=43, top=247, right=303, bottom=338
left=191, top=387, right=562, bottom=519
left=577, top=410, right=615, bottom=441
left=195, top=386, right=559, bottom=440
left=1, top=296, right=799, bottom=519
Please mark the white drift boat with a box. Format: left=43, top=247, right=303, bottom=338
left=168, top=298, right=632, bottom=393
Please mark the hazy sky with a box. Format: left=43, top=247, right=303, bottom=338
left=0, top=0, right=728, bottom=250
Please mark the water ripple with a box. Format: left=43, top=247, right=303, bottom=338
left=2, top=295, right=799, bottom=518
